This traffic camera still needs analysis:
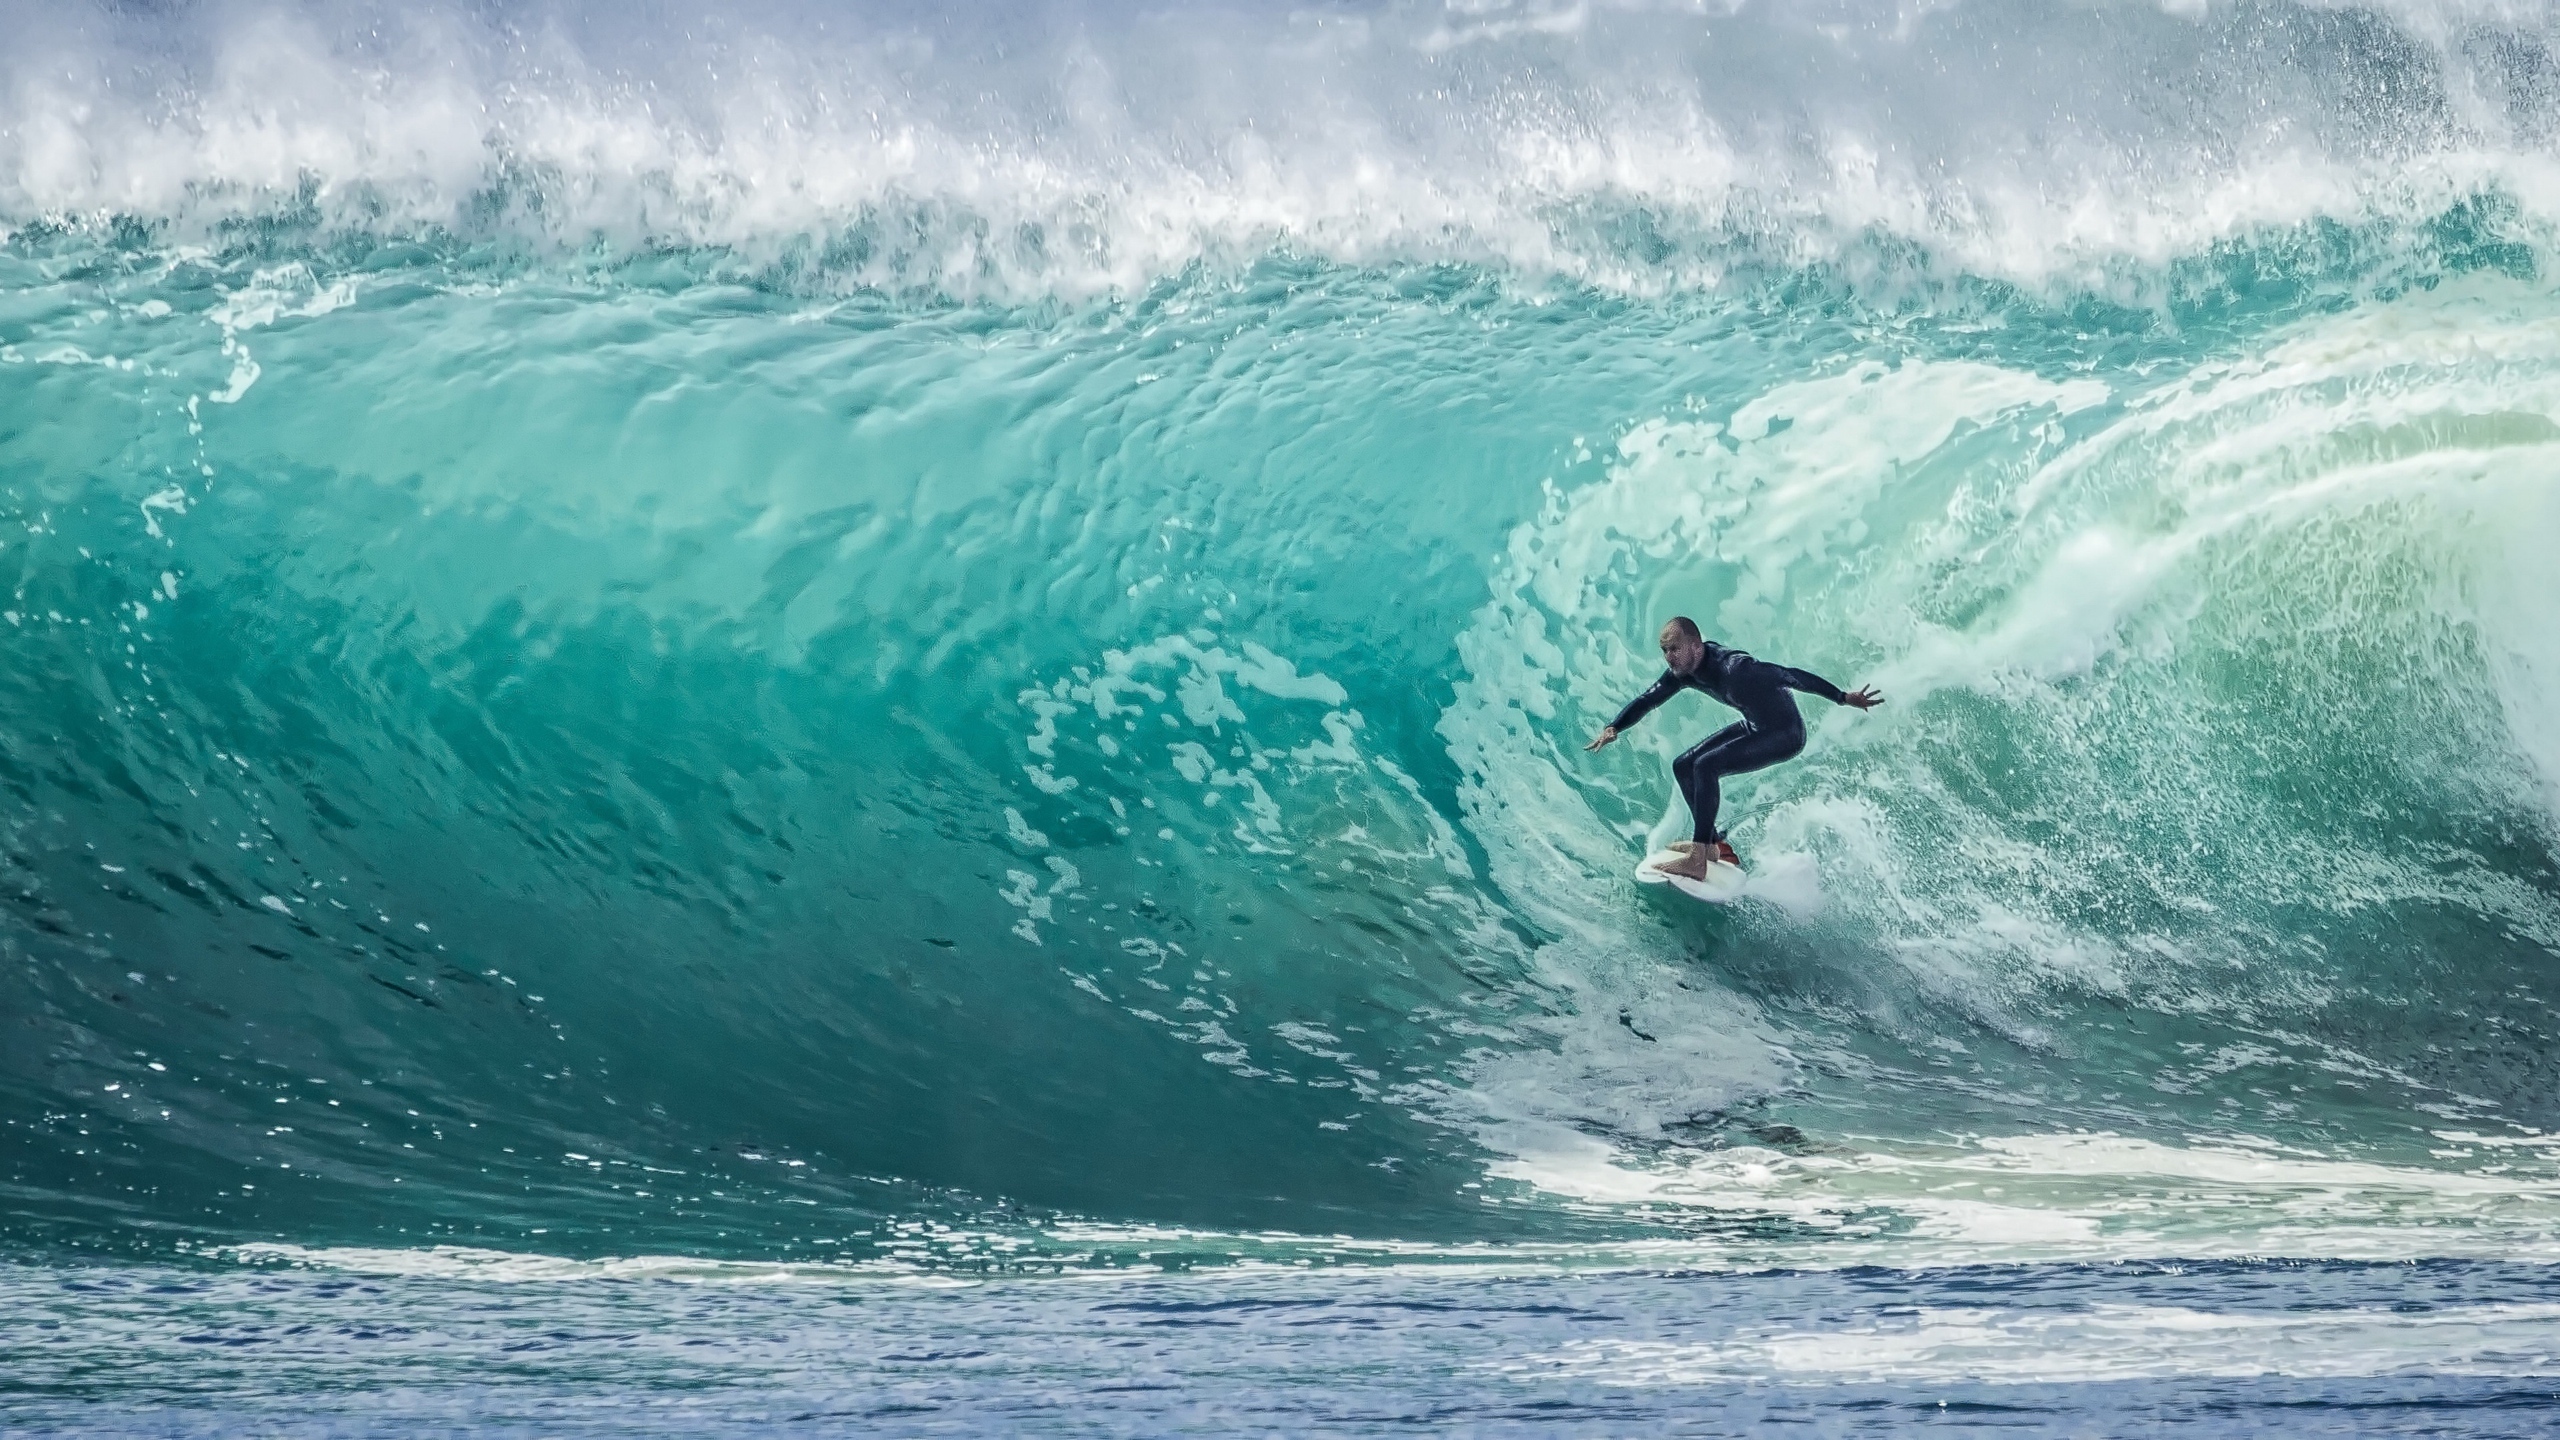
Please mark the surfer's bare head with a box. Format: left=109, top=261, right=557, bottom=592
left=1659, top=616, right=1707, bottom=674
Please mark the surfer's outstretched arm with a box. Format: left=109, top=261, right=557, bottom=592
left=1586, top=670, right=1681, bottom=751
left=1772, top=664, right=1885, bottom=710
left=1771, top=665, right=1849, bottom=704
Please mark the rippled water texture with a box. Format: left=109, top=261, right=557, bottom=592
left=11, top=1258, right=2560, bottom=1436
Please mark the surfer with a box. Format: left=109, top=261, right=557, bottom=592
left=1586, top=618, right=1883, bottom=880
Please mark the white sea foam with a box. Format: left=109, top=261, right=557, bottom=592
left=10, top=1, right=2560, bottom=297
left=1484, top=1127, right=2560, bottom=1267
left=1506, top=1299, right=2560, bottom=1385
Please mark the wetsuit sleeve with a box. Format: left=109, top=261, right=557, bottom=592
left=1771, top=665, right=1850, bottom=705
left=1608, top=671, right=1684, bottom=732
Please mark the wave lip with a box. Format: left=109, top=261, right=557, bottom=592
left=12, top=1, right=2560, bottom=297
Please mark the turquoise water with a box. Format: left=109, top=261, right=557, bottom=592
left=8, top=0, right=2560, bottom=1428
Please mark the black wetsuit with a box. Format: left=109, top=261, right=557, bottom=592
left=1608, top=644, right=1849, bottom=846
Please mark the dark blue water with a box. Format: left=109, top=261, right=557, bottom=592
left=12, top=1258, right=2560, bottom=1436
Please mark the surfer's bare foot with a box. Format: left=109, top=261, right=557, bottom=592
left=1659, top=847, right=1716, bottom=880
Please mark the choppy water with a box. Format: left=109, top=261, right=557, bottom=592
left=8, top=0, right=2560, bottom=1431
left=12, top=1257, right=2560, bottom=1436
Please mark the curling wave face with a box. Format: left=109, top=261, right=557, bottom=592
left=3, top=0, right=2560, bottom=1272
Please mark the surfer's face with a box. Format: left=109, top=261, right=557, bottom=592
left=1659, top=625, right=1705, bottom=674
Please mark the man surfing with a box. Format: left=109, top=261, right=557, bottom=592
left=1587, top=617, right=1883, bottom=881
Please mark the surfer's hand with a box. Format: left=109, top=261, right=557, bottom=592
left=1584, top=726, right=1618, bottom=752
left=1842, top=686, right=1885, bottom=710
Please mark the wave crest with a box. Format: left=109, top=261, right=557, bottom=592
left=12, top=1, right=2560, bottom=297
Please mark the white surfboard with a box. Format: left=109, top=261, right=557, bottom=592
left=1635, top=849, right=1748, bottom=904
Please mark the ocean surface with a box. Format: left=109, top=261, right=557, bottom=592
left=6, top=0, right=2560, bottom=1432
